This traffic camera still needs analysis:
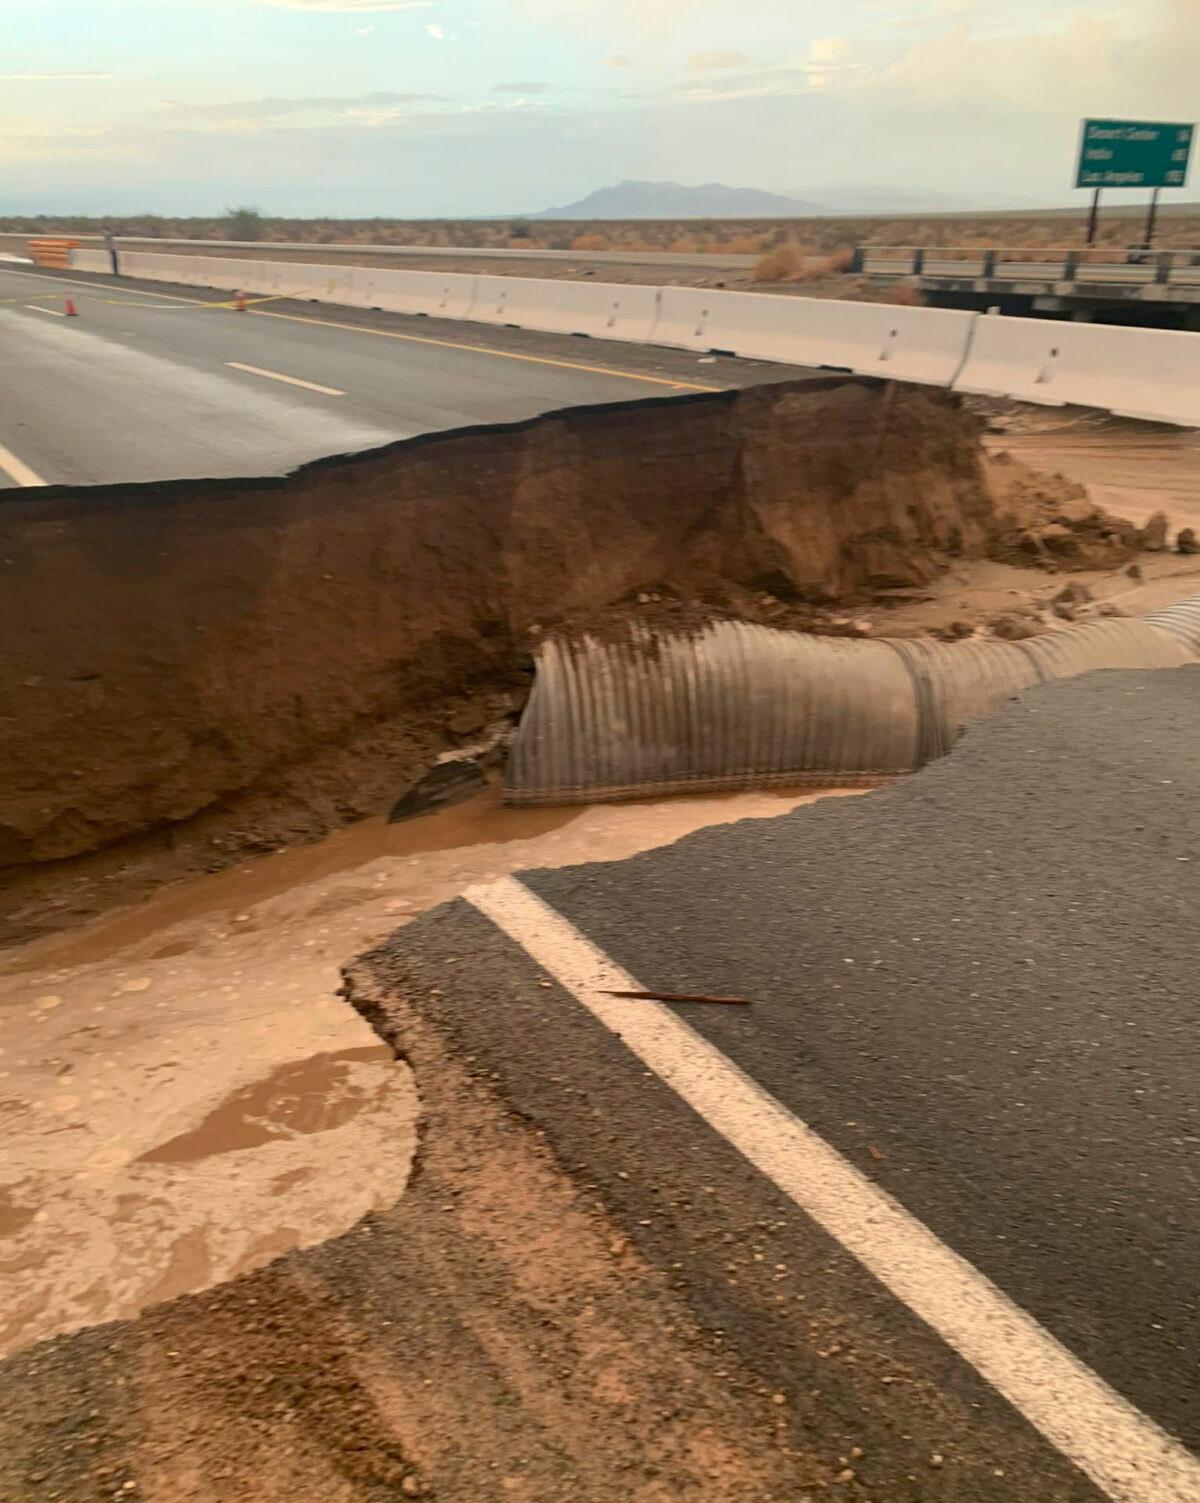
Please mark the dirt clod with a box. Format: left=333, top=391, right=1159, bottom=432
left=988, top=612, right=1045, bottom=642
left=986, top=460, right=1141, bottom=572
left=1140, top=511, right=1169, bottom=551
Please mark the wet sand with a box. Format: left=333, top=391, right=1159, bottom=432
left=0, top=784, right=854, bottom=1358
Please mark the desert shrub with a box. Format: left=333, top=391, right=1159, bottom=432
left=224, top=205, right=264, bottom=241
left=751, top=242, right=812, bottom=281
left=752, top=243, right=854, bottom=283
left=571, top=233, right=609, bottom=250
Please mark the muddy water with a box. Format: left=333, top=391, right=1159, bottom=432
left=0, top=783, right=856, bottom=1359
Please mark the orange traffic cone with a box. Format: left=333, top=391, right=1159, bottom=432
left=64, top=296, right=78, bottom=317
left=234, top=290, right=247, bottom=312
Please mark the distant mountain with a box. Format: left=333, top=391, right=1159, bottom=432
left=530, top=180, right=823, bottom=219
left=789, top=185, right=1050, bottom=216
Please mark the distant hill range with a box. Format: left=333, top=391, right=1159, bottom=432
left=529, top=179, right=1046, bottom=220
left=529, top=181, right=822, bottom=219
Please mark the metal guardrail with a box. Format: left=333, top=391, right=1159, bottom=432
left=854, top=244, right=1200, bottom=286
left=28, top=234, right=762, bottom=271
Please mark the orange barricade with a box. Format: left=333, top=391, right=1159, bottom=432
left=28, top=237, right=79, bottom=269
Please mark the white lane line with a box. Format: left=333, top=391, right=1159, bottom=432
left=224, top=361, right=344, bottom=397
left=0, top=442, right=47, bottom=487
left=465, top=875, right=1200, bottom=1503
left=25, top=303, right=66, bottom=317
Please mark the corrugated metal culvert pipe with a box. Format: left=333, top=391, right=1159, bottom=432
left=503, top=595, right=1200, bottom=805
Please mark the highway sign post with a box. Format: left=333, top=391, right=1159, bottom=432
left=1075, top=119, right=1194, bottom=246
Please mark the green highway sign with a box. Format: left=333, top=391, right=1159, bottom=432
left=1076, top=118, right=1194, bottom=189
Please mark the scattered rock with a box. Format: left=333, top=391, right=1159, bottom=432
left=835, top=1468, right=856, bottom=1485
left=400, top=1477, right=424, bottom=1497
left=445, top=706, right=486, bottom=738
left=826, top=615, right=873, bottom=639
left=388, top=757, right=487, bottom=823
left=989, top=612, right=1045, bottom=641
left=1039, top=522, right=1079, bottom=557
left=1051, top=581, right=1093, bottom=620
left=1178, top=527, right=1200, bottom=555
left=940, top=619, right=975, bottom=641
left=987, top=465, right=1142, bottom=570
left=1126, top=562, right=1143, bottom=581
left=1140, top=511, right=1169, bottom=551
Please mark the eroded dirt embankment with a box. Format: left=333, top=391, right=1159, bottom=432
left=1, top=379, right=998, bottom=874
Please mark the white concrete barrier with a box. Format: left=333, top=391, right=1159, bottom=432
left=352, top=267, right=476, bottom=319
left=654, top=288, right=977, bottom=386
left=952, top=317, right=1200, bottom=428
left=468, top=276, right=662, bottom=343
left=115, top=252, right=478, bottom=320
left=119, top=251, right=297, bottom=294
left=49, top=249, right=1200, bottom=430
left=70, top=248, right=113, bottom=274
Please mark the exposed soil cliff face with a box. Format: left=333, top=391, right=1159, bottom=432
left=1, top=380, right=996, bottom=870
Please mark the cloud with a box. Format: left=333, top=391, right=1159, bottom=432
left=0, top=72, right=113, bottom=82
left=425, top=22, right=445, bottom=38
left=491, top=81, right=550, bottom=94
left=687, top=50, right=750, bottom=71
left=873, top=1, right=1200, bottom=115
left=257, top=0, right=432, bottom=10
left=809, top=36, right=850, bottom=65
left=356, top=25, right=375, bottom=34
left=160, top=90, right=443, bottom=123
left=605, top=53, right=633, bottom=67
left=516, top=0, right=721, bottom=31
left=667, top=43, right=865, bottom=102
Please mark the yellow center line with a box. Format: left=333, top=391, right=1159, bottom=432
left=246, top=306, right=722, bottom=392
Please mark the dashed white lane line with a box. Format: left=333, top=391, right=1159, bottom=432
left=465, top=874, right=1200, bottom=1503
left=224, top=361, right=345, bottom=397
left=0, top=442, right=47, bottom=487
left=25, top=303, right=66, bottom=317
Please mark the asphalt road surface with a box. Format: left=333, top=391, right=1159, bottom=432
left=0, top=264, right=795, bottom=489
left=367, top=667, right=1200, bottom=1501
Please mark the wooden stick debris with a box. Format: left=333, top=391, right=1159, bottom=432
left=601, top=989, right=750, bottom=1006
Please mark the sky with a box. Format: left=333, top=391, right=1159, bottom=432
left=0, top=0, right=1197, bottom=216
